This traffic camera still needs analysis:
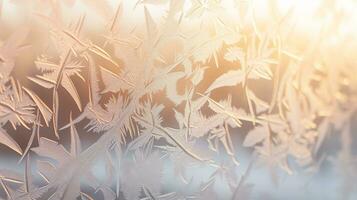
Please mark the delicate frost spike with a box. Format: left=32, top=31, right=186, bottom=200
left=61, top=75, right=82, bottom=112
left=0, top=127, right=22, bottom=155
left=205, top=70, right=245, bottom=93
left=28, top=76, right=55, bottom=89
left=22, top=87, right=52, bottom=126
left=18, top=112, right=40, bottom=163
left=69, top=113, right=81, bottom=157
left=24, top=154, right=33, bottom=193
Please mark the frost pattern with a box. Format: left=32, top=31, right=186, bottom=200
left=0, top=0, right=357, bottom=199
